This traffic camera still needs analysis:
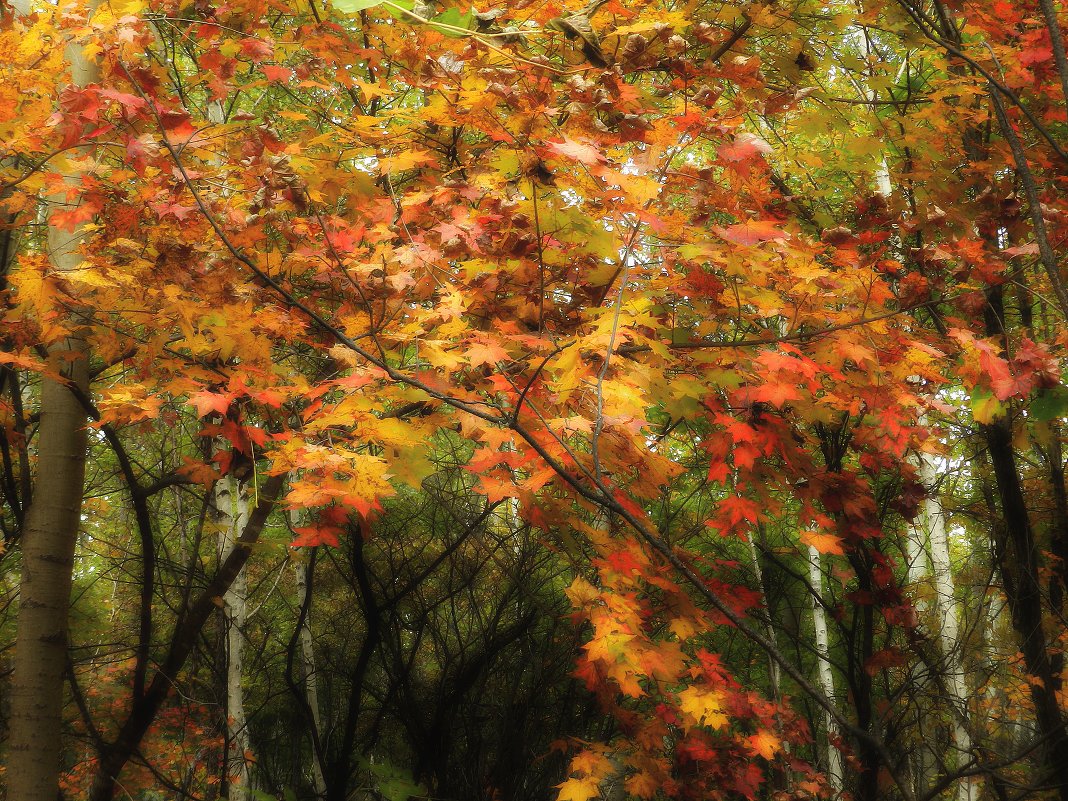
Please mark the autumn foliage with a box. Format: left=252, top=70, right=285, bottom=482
left=3, top=0, right=1068, bottom=799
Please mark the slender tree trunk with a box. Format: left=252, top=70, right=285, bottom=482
left=6, top=4, right=97, bottom=796
left=216, top=473, right=253, bottom=801
left=745, top=526, right=791, bottom=792
left=981, top=288, right=1068, bottom=800
left=807, top=544, right=843, bottom=796
left=911, top=447, right=975, bottom=801
left=903, top=482, right=934, bottom=796
left=295, top=552, right=328, bottom=799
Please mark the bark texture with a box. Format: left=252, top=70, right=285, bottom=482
left=6, top=5, right=98, bottom=795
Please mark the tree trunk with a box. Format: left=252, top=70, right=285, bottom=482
left=7, top=354, right=89, bottom=801
left=981, top=288, right=1068, bottom=800
left=295, top=552, right=329, bottom=799
left=6, top=4, right=97, bottom=796
left=745, top=526, right=790, bottom=791
left=911, top=446, right=975, bottom=801
left=216, top=473, right=253, bottom=801
left=807, top=544, right=843, bottom=796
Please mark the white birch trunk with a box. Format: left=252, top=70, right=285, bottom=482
left=216, top=474, right=253, bottom=801
left=807, top=544, right=844, bottom=795
left=912, top=450, right=976, bottom=801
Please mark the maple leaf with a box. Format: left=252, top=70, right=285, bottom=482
left=556, top=777, right=600, bottom=801
left=97, top=87, right=147, bottom=112
left=262, top=65, right=293, bottom=82
left=177, top=457, right=220, bottom=487
left=669, top=616, right=700, bottom=640
left=971, top=391, right=1004, bottom=424
left=465, top=339, right=510, bottom=368
left=544, top=137, right=605, bottom=165
left=378, top=149, right=437, bottom=174
left=747, top=730, right=781, bottom=760
left=51, top=204, right=97, bottom=233
left=585, top=630, right=635, bottom=665
left=864, top=647, right=907, bottom=675
left=150, top=199, right=196, bottom=221
left=625, top=770, right=661, bottom=799
left=714, top=495, right=761, bottom=531
left=569, top=750, right=614, bottom=778
left=565, top=577, right=600, bottom=608
left=290, top=524, right=341, bottom=548
left=188, top=390, right=234, bottom=418
left=603, top=549, right=643, bottom=575
left=158, top=109, right=198, bottom=138
left=678, top=686, right=729, bottom=729
left=750, top=380, right=803, bottom=408
left=476, top=471, right=517, bottom=504
left=239, top=38, right=274, bottom=63
left=800, top=529, right=845, bottom=555
left=708, top=460, right=731, bottom=483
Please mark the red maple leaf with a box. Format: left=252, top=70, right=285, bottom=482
left=188, top=390, right=234, bottom=418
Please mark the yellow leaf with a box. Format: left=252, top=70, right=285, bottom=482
left=557, top=776, right=600, bottom=801
left=565, top=577, right=600, bottom=608
left=608, top=10, right=689, bottom=38
left=669, top=616, right=699, bottom=640
left=378, top=149, right=437, bottom=175
left=971, top=392, right=1003, bottom=424
left=551, top=345, right=586, bottom=399
left=678, top=686, right=728, bottom=729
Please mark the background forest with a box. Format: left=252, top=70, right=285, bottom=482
left=2, top=0, right=1068, bottom=800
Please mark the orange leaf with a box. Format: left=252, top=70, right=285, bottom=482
left=188, top=390, right=234, bottom=418
left=800, top=529, right=845, bottom=555
left=625, top=771, right=660, bottom=799
left=747, top=730, right=781, bottom=760
left=263, top=65, right=293, bottom=82
left=466, top=340, right=510, bottom=368
left=718, top=132, right=772, bottom=162
left=716, top=220, right=788, bottom=246
left=750, top=381, right=804, bottom=408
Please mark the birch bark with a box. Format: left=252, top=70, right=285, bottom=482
left=6, top=3, right=97, bottom=798
left=807, top=545, right=844, bottom=795
left=216, top=473, right=254, bottom=801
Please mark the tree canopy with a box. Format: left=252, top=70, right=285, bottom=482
left=3, top=0, right=1068, bottom=799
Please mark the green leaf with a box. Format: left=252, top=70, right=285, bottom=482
left=384, top=0, right=416, bottom=20
left=1030, top=385, right=1068, bottom=422
left=333, top=0, right=385, bottom=13
left=430, top=7, right=475, bottom=36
